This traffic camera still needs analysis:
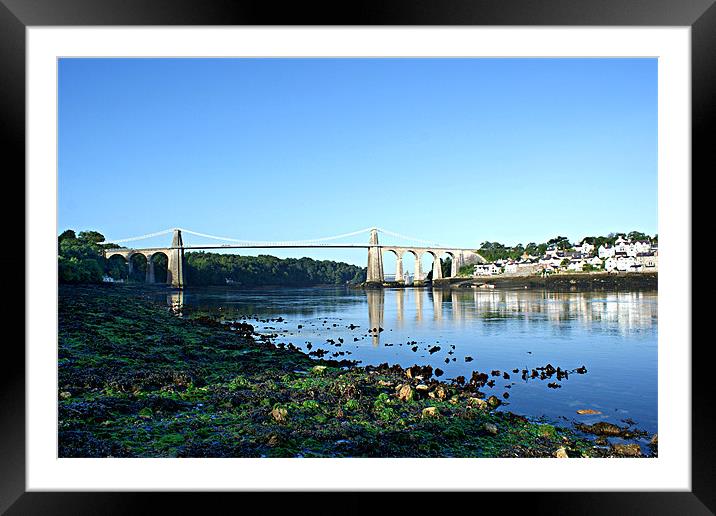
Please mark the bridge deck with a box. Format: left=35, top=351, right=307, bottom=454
left=105, top=244, right=478, bottom=253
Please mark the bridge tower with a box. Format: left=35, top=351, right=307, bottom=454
left=366, top=228, right=384, bottom=284
left=167, top=229, right=185, bottom=288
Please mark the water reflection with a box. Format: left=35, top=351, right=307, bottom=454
left=355, top=288, right=657, bottom=345
left=168, top=290, right=184, bottom=316
left=395, top=289, right=404, bottom=328
left=170, top=288, right=657, bottom=339
left=366, top=289, right=385, bottom=347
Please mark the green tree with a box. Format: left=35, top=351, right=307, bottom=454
left=58, top=229, right=76, bottom=243
left=77, top=230, right=106, bottom=244
left=627, top=231, right=649, bottom=242
left=441, top=256, right=452, bottom=277
left=548, top=236, right=572, bottom=250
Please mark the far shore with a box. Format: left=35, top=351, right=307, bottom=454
left=362, top=271, right=658, bottom=292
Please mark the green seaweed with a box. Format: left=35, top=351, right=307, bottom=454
left=58, top=284, right=650, bottom=458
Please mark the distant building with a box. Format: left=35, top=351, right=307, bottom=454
left=577, top=240, right=595, bottom=256
left=474, top=263, right=501, bottom=276
left=588, top=256, right=603, bottom=267
left=636, top=252, right=658, bottom=270
left=614, top=236, right=629, bottom=254
left=568, top=259, right=585, bottom=272
left=604, top=257, right=618, bottom=272
left=598, top=244, right=616, bottom=259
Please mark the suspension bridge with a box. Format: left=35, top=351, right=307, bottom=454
left=102, top=228, right=485, bottom=288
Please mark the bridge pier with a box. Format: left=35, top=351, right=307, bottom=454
left=394, top=253, right=404, bottom=283
left=167, top=229, right=185, bottom=288
left=366, top=228, right=384, bottom=284
left=415, top=253, right=423, bottom=281
left=432, top=254, right=443, bottom=280
left=146, top=258, right=155, bottom=284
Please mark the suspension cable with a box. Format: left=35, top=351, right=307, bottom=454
left=177, top=227, right=375, bottom=245
left=101, top=226, right=443, bottom=247
left=100, top=228, right=175, bottom=244
left=375, top=227, right=442, bottom=246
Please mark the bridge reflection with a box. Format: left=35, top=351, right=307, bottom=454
left=366, top=288, right=658, bottom=346
left=165, top=287, right=657, bottom=348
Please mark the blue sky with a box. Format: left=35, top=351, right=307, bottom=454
left=58, top=58, right=657, bottom=268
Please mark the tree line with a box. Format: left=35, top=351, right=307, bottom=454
left=58, top=229, right=366, bottom=286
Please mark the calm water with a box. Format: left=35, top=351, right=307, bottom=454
left=160, top=286, right=658, bottom=434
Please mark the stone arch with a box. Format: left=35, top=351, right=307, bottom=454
left=105, top=251, right=128, bottom=261
left=128, top=252, right=148, bottom=283
left=146, top=251, right=169, bottom=284
left=437, top=251, right=456, bottom=278
left=106, top=253, right=129, bottom=281
left=400, top=250, right=419, bottom=283
left=418, top=250, right=438, bottom=281
left=381, top=249, right=401, bottom=282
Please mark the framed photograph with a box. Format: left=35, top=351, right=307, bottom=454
left=3, top=0, right=710, bottom=512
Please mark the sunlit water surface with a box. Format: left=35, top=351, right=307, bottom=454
left=159, top=286, right=657, bottom=434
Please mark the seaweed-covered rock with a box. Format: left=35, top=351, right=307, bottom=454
left=484, top=423, right=498, bottom=435
left=396, top=384, right=413, bottom=402
left=422, top=407, right=439, bottom=418
left=611, top=443, right=642, bottom=457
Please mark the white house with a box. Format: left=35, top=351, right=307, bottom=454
left=616, top=255, right=638, bottom=272
left=598, top=245, right=616, bottom=259
left=544, top=244, right=560, bottom=258
left=636, top=252, right=658, bottom=270
left=577, top=240, right=595, bottom=256
left=588, top=256, right=603, bottom=267
left=604, top=257, right=618, bottom=272
left=568, top=259, right=585, bottom=272
left=634, top=240, right=652, bottom=254
left=474, top=263, right=501, bottom=276
left=614, top=236, right=629, bottom=254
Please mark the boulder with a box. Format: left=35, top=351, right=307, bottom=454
left=422, top=406, right=439, bottom=418
left=486, top=395, right=502, bottom=409
left=582, top=422, right=624, bottom=436
left=467, top=397, right=488, bottom=410
left=271, top=406, right=288, bottom=423
left=311, top=365, right=327, bottom=375
left=429, top=385, right=447, bottom=400
left=555, top=447, right=569, bottom=458
left=611, top=443, right=642, bottom=457
left=397, top=384, right=414, bottom=402
left=484, top=423, right=498, bottom=435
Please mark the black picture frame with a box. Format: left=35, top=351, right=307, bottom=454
left=1, top=1, right=710, bottom=513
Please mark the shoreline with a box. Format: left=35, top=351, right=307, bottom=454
left=359, top=271, right=658, bottom=292
left=58, top=284, right=656, bottom=458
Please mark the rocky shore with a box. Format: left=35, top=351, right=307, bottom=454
left=58, top=285, right=656, bottom=458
